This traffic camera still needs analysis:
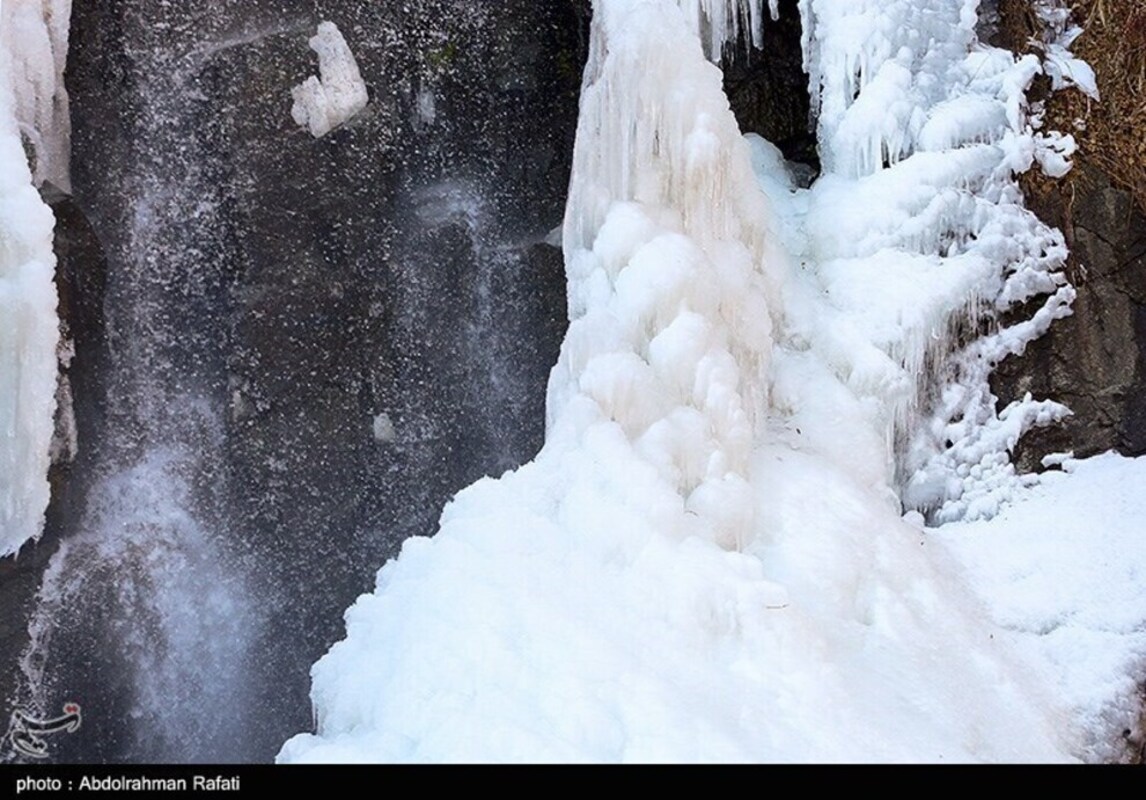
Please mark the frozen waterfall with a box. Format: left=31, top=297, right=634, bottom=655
left=278, top=0, right=1113, bottom=763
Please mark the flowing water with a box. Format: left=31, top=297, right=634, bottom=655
left=6, top=0, right=584, bottom=762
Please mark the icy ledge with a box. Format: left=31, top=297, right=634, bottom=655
left=933, top=453, right=1146, bottom=763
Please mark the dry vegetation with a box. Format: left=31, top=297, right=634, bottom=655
left=1061, top=1, right=1146, bottom=213
left=1000, top=0, right=1146, bottom=221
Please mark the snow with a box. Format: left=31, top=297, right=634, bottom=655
left=278, top=0, right=1144, bottom=764
left=0, top=0, right=65, bottom=557
left=1031, top=0, right=1100, bottom=101
left=291, top=22, right=369, bottom=138
left=934, top=453, right=1146, bottom=763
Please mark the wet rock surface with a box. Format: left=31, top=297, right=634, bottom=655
left=2, top=0, right=583, bottom=763
left=989, top=0, right=1146, bottom=474
left=994, top=162, right=1146, bottom=471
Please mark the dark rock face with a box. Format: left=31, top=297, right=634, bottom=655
left=212, top=5, right=579, bottom=753
left=3, top=0, right=583, bottom=763
left=988, top=0, right=1146, bottom=474
left=993, top=162, right=1146, bottom=470
left=722, top=0, right=818, bottom=174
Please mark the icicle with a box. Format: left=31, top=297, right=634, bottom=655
left=1, top=0, right=71, bottom=190
left=670, top=0, right=766, bottom=59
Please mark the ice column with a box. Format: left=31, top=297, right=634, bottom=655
left=556, top=0, right=780, bottom=549
left=0, top=0, right=67, bottom=556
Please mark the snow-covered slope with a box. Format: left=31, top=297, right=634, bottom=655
left=0, top=1, right=66, bottom=558
left=276, top=0, right=1146, bottom=763
left=935, top=453, right=1146, bottom=763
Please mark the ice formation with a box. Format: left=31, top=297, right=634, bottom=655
left=792, top=0, right=1077, bottom=521
left=1030, top=0, right=1099, bottom=101
left=276, top=0, right=1131, bottom=763
left=0, top=0, right=66, bottom=557
left=1, top=0, right=70, bottom=190
left=291, top=22, right=369, bottom=139
left=555, top=0, right=784, bottom=554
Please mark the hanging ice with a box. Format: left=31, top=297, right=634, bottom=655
left=1031, top=0, right=1099, bottom=100
left=792, top=0, right=1076, bottom=521
left=1, top=0, right=70, bottom=190
left=0, top=0, right=67, bottom=557
left=291, top=21, right=369, bottom=138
